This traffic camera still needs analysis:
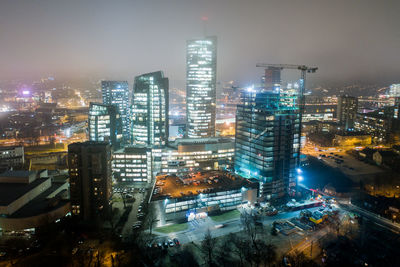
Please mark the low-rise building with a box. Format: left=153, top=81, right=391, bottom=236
left=150, top=171, right=258, bottom=225
left=373, top=150, right=399, bottom=167
left=160, top=137, right=235, bottom=173
left=0, top=146, right=24, bottom=172
left=0, top=170, right=70, bottom=231
left=333, top=132, right=371, bottom=147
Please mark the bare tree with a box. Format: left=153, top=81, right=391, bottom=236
left=240, top=212, right=261, bottom=248
left=146, top=208, right=159, bottom=235
left=228, top=233, right=248, bottom=267
left=201, top=228, right=216, bottom=267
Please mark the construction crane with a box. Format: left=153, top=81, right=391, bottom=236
left=254, top=63, right=318, bottom=168
left=255, top=63, right=318, bottom=96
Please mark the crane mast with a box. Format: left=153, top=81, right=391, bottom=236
left=255, top=63, right=318, bottom=169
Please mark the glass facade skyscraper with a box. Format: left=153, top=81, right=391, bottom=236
left=131, top=71, right=169, bottom=146
left=101, top=81, right=130, bottom=143
left=186, top=36, right=217, bottom=138
left=88, top=102, right=122, bottom=149
left=234, top=91, right=300, bottom=199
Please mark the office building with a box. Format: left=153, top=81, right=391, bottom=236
left=388, top=84, right=400, bottom=98
left=88, top=102, right=122, bottom=149
left=68, top=142, right=112, bottom=221
left=0, top=146, right=24, bottom=172
left=161, top=137, right=235, bottom=173
left=101, top=81, right=130, bottom=143
left=355, top=112, right=400, bottom=144
left=131, top=71, right=169, bottom=146
left=303, top=96, right=337, bottom=122
left=337, top=95, right=358, bottom=130
left=186, top=36, right=217, bottom=138
left=113, top=146, right=152, bottom=183
left=234, top=91, right=300, bottom=199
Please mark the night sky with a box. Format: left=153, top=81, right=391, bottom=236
left=1, top=0, right=399, bottom=87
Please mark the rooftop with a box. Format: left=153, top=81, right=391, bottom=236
left=0, top=178, right=49, bottom=206
left=9, top=180, right=68, bottom=218
left=169, top=137, right=234, bottom=147
left=0, top=170, right=35, bottom=178
left=151, top=170, right=258, bottom=201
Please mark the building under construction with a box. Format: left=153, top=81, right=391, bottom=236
left=234, top=90, right=300, bottom=199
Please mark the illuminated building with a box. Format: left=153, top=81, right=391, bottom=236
left=113, top=146, right=152, bottom=183
left=131, top=71, right=169, bottom=146
left=186, top=36, right=217, bottom=138
left=234, top=91, right=300, bottom=199
left=68, top=141, right=112, bottom=221
left=388, top=84, right=400, bottom=97
left=160, top=137, right=234, bottom=173
left=150, top=171, right=258, bottom=225
left=337, top=95, right=358, bottom=130
left=0, top=146, right=24, bottom=172
left=303, top=96, right=337, bottom=122
left=355, top=112, right=400, bottom=144
left=88, top=102, right=122, bottom=149
left=101, top=81, right=130, bottom=143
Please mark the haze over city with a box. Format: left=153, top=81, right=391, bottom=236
left=1, top=1, right=400, bottom=267
left=1, top=0, right=400, bottom=87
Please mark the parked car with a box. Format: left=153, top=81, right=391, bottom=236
left=173, top=238, right=180, bottom=246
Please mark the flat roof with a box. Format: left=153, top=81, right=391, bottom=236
left=0, top=178, right=49, bottom=206
left=0, top=170, right=35, bottom=178
left=170, top=137, right=234, bottom=147
left=151, top=170, right=258, bottom=201
left=9, top=181, right=68, bottom=218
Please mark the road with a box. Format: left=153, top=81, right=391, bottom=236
left=153, top=206, right=324, bottom=244
left=338, top=201, right=400, bottom=234
left=120, top=191, right=145, bottom=240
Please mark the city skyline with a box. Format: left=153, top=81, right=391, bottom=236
left=0, top=0, right=399, bottom=88
left=1, top=1, right=400, bottom=266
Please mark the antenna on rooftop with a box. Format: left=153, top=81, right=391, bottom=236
left=201, top=16, right=208, bottom=37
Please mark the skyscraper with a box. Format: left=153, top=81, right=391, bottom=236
left=388, top=84, right=400, bottom=97
left=68, top=141, right=112, bottom=221
left=337, top=95, right=358, bottom=130
left=263, top=67, right=281, bottom=92
left=101, top=81, right=130, bottom=143
left=186, top=36, right=217, bottom=138
left=234, top=91, right=300, bottom=199
left=88, top=102, right=122, bottom=149
left=131, top=71, right=169, bottom=146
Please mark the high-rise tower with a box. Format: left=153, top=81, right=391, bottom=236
left=101, top=81, right=130, bottom=143
left=234, top=91, right=300, bottom=199
left=337, top=95, right=358, bottom=130
left=88, top=102, right=122, bottom=149
left=131, top=71, right=169, bottom=146
left=186, top=36, right=217, bottom=138
left=68, top=141, right=112, bottom=221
